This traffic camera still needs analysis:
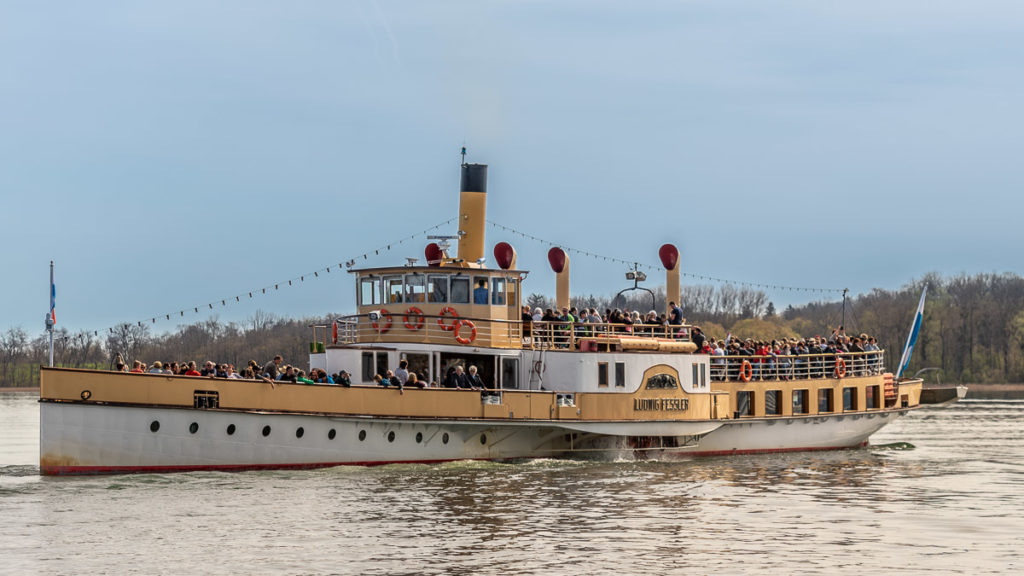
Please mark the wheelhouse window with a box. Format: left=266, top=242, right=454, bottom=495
left=384, top=276, right=403, bottom=304
left=692, top=364, right=708, bottom=389
left=818, top=388, right=834, bottom=413
left=491, top=277, right=506, bottom=305
left=505, top=278, right=518, bottom=312
left=614, top=362, right=625, bottom=388
left=473, top=276, right=489, bottom=305
left=404, top=275, right=426, bottom=303
left=428, top=275, right=448, bottom=303
left=765, top=390, right=782, bottom=415
left=450, top=277, right=470, bottom=304
left=598, top=363, right=608, bottom=388
left=737, top=391, right=754, bottom=417
left=645, top=373, right=678, bottom=390
left=793, top=389, right=809, bottom=414
left=359, top=277, right=381, bottom=306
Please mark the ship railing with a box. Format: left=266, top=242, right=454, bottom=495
left=527, top=320, right=693, bottom=350
left=314, top=314, right=524, bottom=348
left=710, top=350, right=887, bottom=382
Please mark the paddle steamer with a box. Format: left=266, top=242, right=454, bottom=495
left=39, top=163, right=922, bottom=474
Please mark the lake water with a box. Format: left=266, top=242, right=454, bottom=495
left=1, top=390, right=1021, bottom=575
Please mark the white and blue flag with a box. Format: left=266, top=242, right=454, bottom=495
left=896, top=286, right=927, bottom=379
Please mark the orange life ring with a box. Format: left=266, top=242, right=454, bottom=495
left=332, top=322, right=338, bottom=344
left=739, top=360, right=753, bottom=382
left=371, top=308, right=392, bottom=332
left=403, top=307, right=425, bottom=330
left=438, top=306, right=459, bottom=331
left=454, top=319, right=477, bottom=345
left=835, top=357, right=847, bottom=379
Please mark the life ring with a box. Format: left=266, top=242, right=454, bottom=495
left=454, top=319, right=477, bottom=345
left=331, top=322, right=338, bottom=344
left=835, top=357, right=847, bottom=379
left=371, top=308, right=392, bottom=332
left=739, top=360, right=753, bottom=382
left=438, top=306, right=459, bottom=331
left=403, top=307, right=425, bottom=330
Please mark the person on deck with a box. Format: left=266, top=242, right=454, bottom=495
left=473, top=280, right=489, bottom=304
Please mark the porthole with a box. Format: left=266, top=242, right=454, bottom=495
left=442, top=432, right=449, bottom=444
left=358, top=430, right=366, bottom=441
left=226, top=424, right=236, bottom=435
left=296, top=427, right=305, bottom=439
left=328, top=428, right=337, bottom=440
left=189, top=422, right=199, bottom=434
left=387, top=431, right=396, bottom=443
left=150, top=421, right=160, bottom=433
left=480, top=434, right=487, bottom=445
left=262, top=425, right=271, bottom=437
left=415, top=432, right=423, bottom=443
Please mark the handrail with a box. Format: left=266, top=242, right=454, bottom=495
left=711, top=350, right=887, bottom=382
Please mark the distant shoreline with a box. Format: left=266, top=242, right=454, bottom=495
left=1, top=387, right=39, bottom=393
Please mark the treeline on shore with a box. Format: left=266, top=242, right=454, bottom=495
left=2, top=272, right=1023, bottom=386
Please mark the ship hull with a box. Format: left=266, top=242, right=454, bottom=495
left=39, top=402, right=577, bottom=475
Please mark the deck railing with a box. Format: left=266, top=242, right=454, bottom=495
left=712, top=350, right=886, bottom=382
left=527, top=320, right=692, bottom=350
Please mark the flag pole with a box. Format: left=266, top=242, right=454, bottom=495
left=47, top=260, right=55, bottom=367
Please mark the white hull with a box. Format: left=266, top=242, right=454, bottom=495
left=39, top=402, right=577, bottom=474
left=40, top=401, right=908, bottom=473
left=683, top=410, right=906, bottom=456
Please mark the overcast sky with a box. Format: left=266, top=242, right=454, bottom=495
left=2, top=1, right=1023, bottom=335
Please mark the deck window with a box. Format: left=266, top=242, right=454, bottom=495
left=793, top=389, right=809, bottom=414
left=865, top=385, right=879, bottom=409
left=384, top=276, right=404, bottom=304
left=843, top=387, right=858, bottom=411
left=645, top=373, right=678, bottom=390
left=404, top=275, right=426, bottom=303
left=818, top=388, right=834, bottom=413
left=736, top=391, right=754, bottom=417
left=765, top=390, right=782, bottom=415
left=428, top=275, right=448, bottom=303
left=359, top=277, right=381, bottom=306
left=598, top=362, right=608, bottom=387
left=614, top=362, right=626, bottom=388
left=501, top=357, right=519, bottom=389
left=450, top=277, right=470, bottom=304
left=361, top=352, right=375, bottom=383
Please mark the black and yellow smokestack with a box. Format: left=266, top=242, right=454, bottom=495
left=457, top=163, right=487, bottom=266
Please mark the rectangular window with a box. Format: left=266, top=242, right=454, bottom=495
left=405, top=353, right=429, bottom=381
left=383, top=276, right=403, bottom=304
left=450, top=277, right=470, bottom=304
left=737, top=391, right=754, bottom=416
left=361, top=352, right=375, bottom=383
left=765, top=390, right=782, bottom=415
left=598, top=362, right=608, bottom=387
left=818, top=388, right=834, bottom=413
left=491, top=277, right=506, bottom=305
left=865, top=385, right=879, bottom=409
left=692, top=364, right=699, bottom=388
left=376, top=352, right=389, bottom=378
left=428, top=275, right=448, bottom=303
left=701, top=364, right=707, bottom=388
left=404, top=275, right=426, bottom=303
left=843, top=387, right=858, bottom=411
left=614, top=362, right=625, bottom=388
left=359, top=277, right=381, bottom=306
left=793, top=390, right=809, bottom=414
left=501, top=357, right=519, bottom=389
left=473, top=276, right=489, bottom=305
left=506, top=278, right=518, bottom=312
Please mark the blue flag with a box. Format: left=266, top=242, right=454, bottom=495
left=896, top=286, right=927, bottom=379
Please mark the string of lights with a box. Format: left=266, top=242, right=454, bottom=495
left=89, top=218, right=456, bottom=336
left=487, top=220, right=845, bottom=295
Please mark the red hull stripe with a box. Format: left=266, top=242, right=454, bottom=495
left=40, top=443, right=868, bottom=475
left=40, top=458, right=478, bottom=476
left=688, top=442, right=867, bottom=458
